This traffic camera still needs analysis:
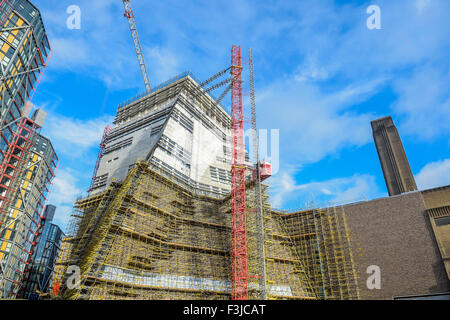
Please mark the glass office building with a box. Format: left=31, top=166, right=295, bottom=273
left=0, top=128, right=58, bottom=298
left=20, top=204, right=64, bottom=299
left=0, top=0, right=52, bottom=298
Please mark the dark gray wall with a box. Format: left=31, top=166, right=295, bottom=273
left=343, top=191, right=449, bottom=299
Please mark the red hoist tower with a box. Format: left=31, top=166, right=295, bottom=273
left=230, top=45, right=248, bottom=300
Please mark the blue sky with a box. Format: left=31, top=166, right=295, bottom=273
left=30, top=0, right=450, bottom=230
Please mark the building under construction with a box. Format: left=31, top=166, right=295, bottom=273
left=53, top=69, right=450, bottom=301
left=53, top=1, right=358, bottom=301
left=55, top=0, right=450, bottom=300
left=60, top=166, right=359, bottom=300
left=56, top=64, right=360, bottom=300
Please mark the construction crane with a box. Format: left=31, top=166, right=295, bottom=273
left=230, top=45, right=248, bottom=300
left=122, top=0, right=151, bottom=92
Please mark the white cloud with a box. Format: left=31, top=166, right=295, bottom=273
left=278, top=0, right=450, bottom=143
left=256, top=76, right=382, bottom=165
left=416, top=0, right=432, bottom=14
left=47, top=168, right=83, bottom=229
left=41, top=112, right=114, bottom=157
left=295, top=68, right=328, bottom=82
left=295, top=54, right=329, bottom=82
left=38, top=111, right=115, bottom=231
left=51, top=169, right=82, bottom=205
left=294, top=0, right=449, bottom=79
left=145, top=46, right=181, bottom=84
left=393, top=65, right=450, bottom=140
left=270, top=168, right=382, bottom=209
left=415, top=159, right=450, bottom=190
left=49, top=37, right=90, bottom=68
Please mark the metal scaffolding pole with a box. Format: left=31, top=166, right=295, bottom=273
left=249, top=48, right=267, bottom=299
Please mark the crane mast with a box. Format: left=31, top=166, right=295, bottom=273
left=122, top=0, right=151, bottom=92
left=230, top=45, right=248, bottom=300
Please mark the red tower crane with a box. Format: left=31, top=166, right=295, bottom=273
left=122, top=0, right=151, bottom=92
left=230, top=45, right=248, bottom=300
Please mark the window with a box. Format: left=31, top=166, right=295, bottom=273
left=434, top=216, right=450, bottom=258
left=428, top=207, right=450, bottom=280
left=209, top=166, right=231, bottom=184
left=435, top=216, right=450, bottom=227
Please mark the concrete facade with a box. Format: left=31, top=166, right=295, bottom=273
left=91, top=73, right=250, bottom=198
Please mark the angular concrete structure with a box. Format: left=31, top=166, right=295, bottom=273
left=90, top=72, right=247, bottom=198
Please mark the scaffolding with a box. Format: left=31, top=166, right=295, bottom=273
left=62, top=161, right=231, bottom=299
left=270, top=206, right=360, bottom=300
left=246, top=183, right=318, bottom=300
left=52, top=237, right=72, bottom=289
left=55, top=160, right=359, bottom=300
